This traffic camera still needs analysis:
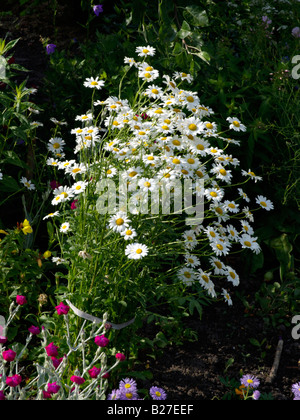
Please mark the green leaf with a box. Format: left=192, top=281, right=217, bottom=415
left=183, top=6, right=209, bottom=27
left=0, top=175, right=20, bottom=192
left=178, top=21, right=192, bottom=40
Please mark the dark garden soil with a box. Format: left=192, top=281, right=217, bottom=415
left=1, top=2, right=299, bottom=401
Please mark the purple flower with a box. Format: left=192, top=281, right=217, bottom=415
left=119, top=378, right=137, bottom=394
left=47, top=382, right=61, bottom=394
left=107, top=389, right=121, bottom=400
left=46, top=44, right=56, bottom=55
left=93, top=5, right=103, bottom=16
left=253, top=390, right=261, bottom=400
left=150, top=386, right=167, bottom=400
left=28, top=325, right=41, bottom=335
left=240, top=374, right=260, bottom=389
left=292, top=27, right=300, bottom=38
left=118, top=389, right=139, bottom=400
left=94, top=334, right=109, bottom=347
left=55, top=301, right=70, bottom=315
left=292, top=382, right=300, bottom=397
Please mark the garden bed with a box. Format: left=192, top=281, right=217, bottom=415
left=0, top=0, right=299, bottom=401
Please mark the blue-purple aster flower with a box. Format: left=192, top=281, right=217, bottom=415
left=93, top=5, right=103, bottom=16
left=46, top=44, right=56, bottom=55
left=150, top=386, right=167, bottom=400
left=240, top=374, right=260, bottom=389
left=107, top=389, right=121, bottom=400
left=118, top=389, right=139, bottom=400
left=292, top=382, right=300, bottom=398
left=119, top=378, right=137, bottom=393
left=252, top=390, right=260, bottom=400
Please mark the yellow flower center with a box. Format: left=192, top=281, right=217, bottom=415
left=219, top=169, right=227, bottom=176
left=186, top=96, right=194, bottom=103
left=244, top=241, right=252, bottom=247
left=91, top=81, right=98, bottom=86
left=260, top=201, right=267, bottom=207
left=188, top=123, right=197, bottom=131
left=233, top=120, right=240, bottom=127
left=151, top=88, right=158, bottom=94
left=172, top=158, right=181, bottom=164
left=144, top=181, right=151, bottom=188
left=216, top=244, right=223, bottom=250
left=136, top=248, right=143, bottom=254
left=129, top=171, right=137, bottom=177
left=53, top=142, right=60, bottom=149
left=116, top=218, right=124, bottom=226
left=125, top=230, right=132, bottom=236
left=143, top=49, right=150, bottom=54
left=210, top=191, right=218, bottom=197
left=206, top=123, right=213, bottom=129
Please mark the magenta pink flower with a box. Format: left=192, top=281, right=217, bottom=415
left=43, top=390, right=52, bottom=399
left=16, top=295, right=27, bottom=305
left=94, top=334, right=109, bottom=347
left=47, top=382, right=61, bottom=394
left=55, top=301, right=70, bottom=315
left=71, top=199, right=78, bottom=210
left=0, top=336, right=7, bottom=344
left=28, top=325, right=40, bottom=335
left=2, top=349, right=16, bottom=362
left=45, top=342, right=59, bottom=357
left=0, top=390, right=5, bottom=400
left=6, top=374, right=22, bottom=387
left=88, top=366, right=101, bottom=379
left=70, top=375, right=85, bottom=385
left=51, top=356, right=63, bottom=369
left=50, top=180, right=61, bottom=190
left=115, top=352, right=126, bottom=361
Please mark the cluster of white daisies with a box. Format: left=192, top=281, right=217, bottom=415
left=43, top=45, right=273, bottom=304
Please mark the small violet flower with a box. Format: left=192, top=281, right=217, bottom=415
left=93, top=5, right=103, bottom=16
left=46, top=44, right=56, bottom=55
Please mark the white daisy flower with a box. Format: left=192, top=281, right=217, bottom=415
left=184, top=253, right=200, bottom=268
left=72, top=180, right=89, bottom=194
left=60, top=222, right=70, bottom=234
left=52, top=256, right=66, bottom=265
left=46, top=158, right=60, bottom=167
left=225, top=266, right=240, bottom=286
left=238, top=188, right=250, bottom=202
left=255, top=195, right=274, bottom=211
left=209, top=256, right=226, bottom=275
left=135, top=45, right=156, bottom=57
left=177, top=267, right=196, bottom=285
left=210, top=238, right=231, bottom=256
left=83, top=76, right=105, bottom=90
left=108, top=211, right=131, bottom=233
left=20, top=177, right=35, bottom=190
left=0, top=170, right=3, bottom=180
left=124, top=57, right=137, bottom=67
left=48, top=137, right=65, bottom=154
left=75, top=113, right=93, bottom=123
left=226, top=117, right=246, bottom=132
left=125, top=243, right=149, bottom=259
left=222, top=288, right=233, bottom=306
left=241, top=169, right=262, bottom=183
left=120, top=227, right=137, bottom=241
left=224, top=200, right=240, bottom=213
left=144, top=84, right=163, bottom=99
left=43, top=211, right=59, bottom=220
left=239, top=233, right=261, bottom=254
left=173, top=71, right=193, bottom=83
